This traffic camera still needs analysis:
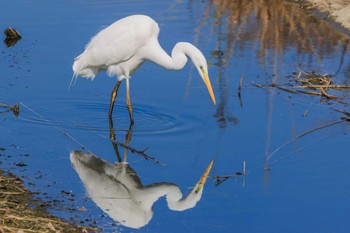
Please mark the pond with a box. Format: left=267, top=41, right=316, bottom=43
left=1, top=0, right=350, bottom=232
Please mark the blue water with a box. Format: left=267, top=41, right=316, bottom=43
left=1, top=0, right=350, bottom=232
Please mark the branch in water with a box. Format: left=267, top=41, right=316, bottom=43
left=112, top=140, right=166, bottom=166
left=0, top=103, right=19, bottom=116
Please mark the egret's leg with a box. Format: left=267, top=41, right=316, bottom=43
left=108, top=80, right=122, bottom=118
left=108, top=115, right=123, bottom=162
left=108, top=109, right=117, bottom=141
left=123, top=125, right=133, bottom=163
left=125, top=77, right=134, bottom=125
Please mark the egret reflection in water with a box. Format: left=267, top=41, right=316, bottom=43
left=70, top=117, right=213, bottom=229
left=70, top=152, right=213, bottom=228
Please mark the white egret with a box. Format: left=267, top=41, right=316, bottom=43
left=72, top=15, right=216, bottom=124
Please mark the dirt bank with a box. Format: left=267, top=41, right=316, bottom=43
left=0, top=170, right=98, bottom=233
left=304, top=0, right=350, bottom=32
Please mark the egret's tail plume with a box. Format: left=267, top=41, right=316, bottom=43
left=72, top=55, right=99, bottom=80
left=68, top=73, right=79, bottom=91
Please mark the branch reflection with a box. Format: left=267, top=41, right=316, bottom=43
left=70, top=117, right=213, bottom=229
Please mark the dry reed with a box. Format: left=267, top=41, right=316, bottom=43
left=0, top=171, right=98, bottom=233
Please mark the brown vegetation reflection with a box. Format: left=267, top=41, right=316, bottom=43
left=195, top=0, right=350, bottom=181
left=205, top=0, right=349, bottom=65
left=195, top=0, right=350, bottom=129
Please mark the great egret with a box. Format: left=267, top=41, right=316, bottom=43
left=73, top=15, right=216, bottom=124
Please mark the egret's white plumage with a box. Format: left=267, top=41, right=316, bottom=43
left=73, top=15, right=216, bottom=124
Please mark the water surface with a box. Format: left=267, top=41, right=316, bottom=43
left=1, top=0, right=350, bottom=232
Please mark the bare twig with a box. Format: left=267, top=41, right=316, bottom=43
left=4, top=27, right=21, bottom=39
left=267, top=118, right=347, bottom=160
left=290, top=85, right=350, bottom=89
left=252, top=82, right=267, bottom=89
left=237, top=75, right=244, bottom=95
left=270, top=83, right=335, bottom=97
left=0, top=103, right=19, bottom=116
left=20, top=102, right=90, bottom=153
left=269, top=83, right=347, bottom=104
left=112, top=140, right=166, bottom=166
left=302, top=100, right=314, bottom=117
left=243, top=160, right=246, bottom=176
left=270, top=83, right=298, bottom=94
left=319, top=87, right=336, bottom=99
left=214, top=176, right=230, bottom=186
left=332, top=108, right=350, bottom=117
left=214, top=161, right=246, bottom=186
left=237, top=75, right=244, bottom=108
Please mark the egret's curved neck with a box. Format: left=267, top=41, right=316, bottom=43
left=169, top=42, right=191, bottom=70
left=165, top=185, right=202, bottom=211
left=146, top=42, right=196, bottom=71
left=142, top=183, right=202, bottom=211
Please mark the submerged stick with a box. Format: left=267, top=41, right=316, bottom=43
left=237, top=75, right=244, bottom=95
left=269, top=83, right=347, bottom=104
left=19, top=102, right=90, bottom=153
left=267, top=118, right=347, bottom=160
left=332, top=108, right=350, bottom=117
left=291, top=85, right=350, bottom=89
left=319, top=87, right=336, bottom=99
left=302, top=100, right=314, bottom=117
left=213, top=161, right=247, bottom=186
left=112, top=139, right=166, bottom=166
left=243, top=160, right=246, bottom=176
left=4, top=27, right=21, bottom=39
left=0, top=103, right=19, bottom=116
left=270, top=83, right=336, bottom=97
left=4, top=27, right=22, bottom=47
left=237, top=75, right=244, bottom=108
left=270, top=83, right=298, bottom=94
left=214, top=176, right=230, bottom=186
left=252, top=82, right=267, bottom=89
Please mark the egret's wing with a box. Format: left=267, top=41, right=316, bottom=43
left=81, top=15, right=159, bottom=67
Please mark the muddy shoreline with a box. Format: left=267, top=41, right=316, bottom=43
left=0, top=170, right=98, bottom=232
left=303, top=0, right=350, bottom=34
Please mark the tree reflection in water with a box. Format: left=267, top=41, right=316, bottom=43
left=189, top=0, right=350, bottom=129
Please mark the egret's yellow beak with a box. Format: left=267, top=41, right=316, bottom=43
left=195, top=160, right=214, bottom=193
left=202, top=70, right=216, bottom=105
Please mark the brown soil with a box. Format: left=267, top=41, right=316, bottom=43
left=0, top=170, right=98, bottom=233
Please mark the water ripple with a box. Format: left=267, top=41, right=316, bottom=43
left=19, top=100, right=200, bottom=136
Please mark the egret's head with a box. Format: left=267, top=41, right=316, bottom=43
left=187, top=44, right=216, bottom=105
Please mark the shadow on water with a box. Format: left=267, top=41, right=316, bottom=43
left=70, top=117, right=213, bottom=229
